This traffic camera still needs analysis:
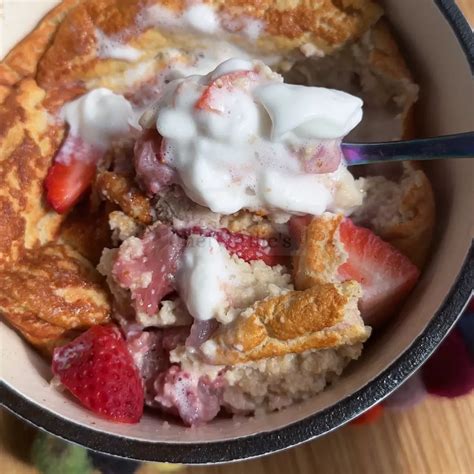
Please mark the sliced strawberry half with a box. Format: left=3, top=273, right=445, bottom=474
left=45, top=135, right=103, bottom=213
left=52, top=325, right=144, bottom=423
left=113, top=224, right=185, bottom=316
left=178, top=227, right=284, bottom=266
left=338, top=218, right=420, bottom=326
left=195, top=70, right=261, bottom=112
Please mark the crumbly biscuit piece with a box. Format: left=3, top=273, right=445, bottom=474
left=201, top=281, right=369, bottom=364
left=353, top=162, right=435, bottom=268
left=221, top=343, right=364, bottom=413
left=108, top=210, right=142, bottom=242
left=293, top=214, right=346, bottom=290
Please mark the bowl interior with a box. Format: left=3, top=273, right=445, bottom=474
left=1, top=0, right=473, bottom=461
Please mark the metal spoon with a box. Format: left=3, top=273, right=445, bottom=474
left=341, top=131, right=474, bottom=166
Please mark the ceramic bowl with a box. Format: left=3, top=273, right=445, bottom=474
left=1, top=0, right=473, bottom=464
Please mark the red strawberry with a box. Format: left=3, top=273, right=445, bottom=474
left=338, top=218, right=420, bottom=326
left=178, top=227, right=283, bottom=266
left=195, top=70, right=260, bottom=112
left=45, top=135, right=103, bottom=213
left=113, top=224, right=185, bottom=316
left=52, top=325, right=144, bottom=423
left=288, top=215, right=312, bottom=246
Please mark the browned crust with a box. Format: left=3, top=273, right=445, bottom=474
left=96, top=171, right=153, bottom=225
left=0, top=78, right=111, bottom=352
left=0, top=243, right=110, bottom=329
left=222, top=0, right=382, bottom=46
left=0, top=0, right=80, bottom=102
left=0, top=243, right=110, bottom=351
left=59, top=200, right=114, bottom=264
left=2, top=309, right=79, bottom=355
left=0, top=79, right=64, bottom=263
left=203, top=281, right=368, bottom=364
left=4, top=0, right=381, bottom=90
left=0, top=74, right=110, bottom=352
left=293, top=214, right=345, bottom=290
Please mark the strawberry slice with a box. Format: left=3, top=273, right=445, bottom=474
left=338, top=218, right=420, bottom=326
left=52, top=325, right=144, bottom=423
left=288, top=215, right=312, bottom=246
left=178, top=227, right=284, bottom=266
left=45, top=135, right=103, bottom=213
left=195, top=70, right=260, bottom=112
left=113, top=224, right=185, bottom=317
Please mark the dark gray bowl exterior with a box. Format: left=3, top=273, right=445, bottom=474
left=1, top=0, right=473, bottom=464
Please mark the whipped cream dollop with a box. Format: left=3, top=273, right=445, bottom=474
left=138, top=2, right=264, bottom=41
left=150, top=59, right=364, bottom=216
left=177, top=236, right=230, bottom=322
left=95, top=29, right=142, bottom=62
left=176, top=235, right=292, bottom=324
left=256, top=83, right=363, bottom=140
left=62, top=88, right=137, bottom=149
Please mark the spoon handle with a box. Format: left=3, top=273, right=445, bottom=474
left=342, top=131, right=474, bottom=166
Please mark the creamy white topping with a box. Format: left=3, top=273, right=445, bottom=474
left=222, top=16, right=264, bottom=40
left=138, top=2, right=264, bottom=40
left=95, top=29, right=141, bottom=62
left=255, top=83, right=363, bottom=140
left=177, top=236, right=230, bottom=321
left=176, top=236, right=292, bottom=323
left=133, top=2, right=273, bottom=83
left=183, top=4, right=220, bottom=34
left=152, top=59, right=364, bottom=216
left=163, top=44, right=263, bottom=82
left=86, top=3, right=273, bottom=102
left=62, top=88, right=137, bottom=149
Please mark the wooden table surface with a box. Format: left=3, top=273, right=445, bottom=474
left=2, top=395, right=474, bottom=474
left=1, top=2, right=473, bottom=474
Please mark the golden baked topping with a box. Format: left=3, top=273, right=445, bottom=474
left=202, top=281, right=369, bottom=364
left=96, top=171, right=154, bottom=225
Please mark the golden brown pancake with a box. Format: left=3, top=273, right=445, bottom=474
left=0, top=243, right=110, bottom=351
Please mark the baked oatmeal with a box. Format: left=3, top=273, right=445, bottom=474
left=0, top=0, right=434, bottom=425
